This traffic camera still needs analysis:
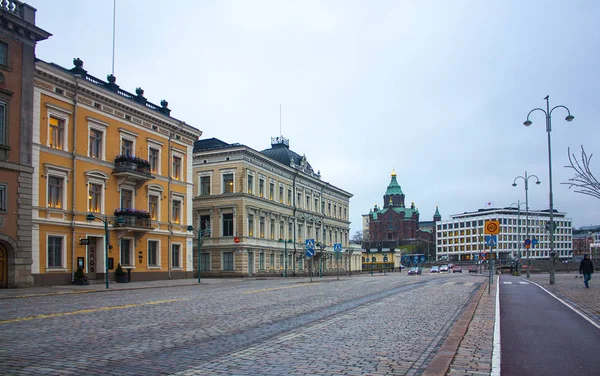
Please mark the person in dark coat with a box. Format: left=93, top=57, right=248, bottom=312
left=579, top=254, right=594, bottom=288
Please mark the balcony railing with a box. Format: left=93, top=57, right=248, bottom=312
left=113, top=216, right=152, bottom=229
left=113, top=156, right=152, bottom=177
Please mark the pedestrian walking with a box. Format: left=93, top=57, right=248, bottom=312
left=579, top=254, right=594, bottom=288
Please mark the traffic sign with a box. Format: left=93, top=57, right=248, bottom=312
left=334, top=243, right=342, bottom=252
left=532, top=239, right=538, bottom=246
left=484, top=220, right=500, bottom=235
left=485, top=235, right=497, bottom=247
left=524, top=239, right=531, bottom=245
left=305, top=239, right=315, bottom=249
left=306, top=248, right=315, bottom=258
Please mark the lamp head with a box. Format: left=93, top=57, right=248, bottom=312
left=523, top=120, right=532, bottom=127
left=186, top=225, right=194, bottom=232
left=565, top=115, right=574, bottom=122
left=536, top=181, right=541, bottom=185
left=512, top=183, right=517, bottom=187
left=85, top=213, right=96, bottom=221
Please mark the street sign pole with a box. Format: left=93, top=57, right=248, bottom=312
left=489, top=244, right=493, bottom=294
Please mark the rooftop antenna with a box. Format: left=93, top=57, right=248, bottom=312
left=111, top=0, right=116, bottom=75
left=279, top=104, right=282, bottom=137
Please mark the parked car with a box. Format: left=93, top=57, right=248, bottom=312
left=430, top=265, right=440, bottom=273
left=453, top=265, right=463, bottom=273
left=448, top=263, right=455, bottom=270
left=439, top=265, right=449, bottom=273
left=468, top=265, right=478, bottom=273
left=408, top=267, right=422, bottom=275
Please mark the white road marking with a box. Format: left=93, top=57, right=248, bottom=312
left=503, top=281, right=512, bottom=284
left=518, top=282, right=529, bottom=285
left=526, top=278, right=600, bottom=330
left=491, top=275, right=501, bottom=376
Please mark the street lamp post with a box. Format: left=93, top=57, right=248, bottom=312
left=86, top=213, right=124, bottom=289
left=186, top=225, right=210, bottom=283
left=524, top=96, right=574, bottom=284
left=513, top=172, right=540, bottom=279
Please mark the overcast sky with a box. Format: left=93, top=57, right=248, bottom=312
left=29, top=0, right=600, bottom=233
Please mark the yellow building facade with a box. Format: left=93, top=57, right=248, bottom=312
left=31, top=58, right=201, bottom=286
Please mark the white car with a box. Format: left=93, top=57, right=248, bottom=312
left=439, top=265, right=449, bottom=273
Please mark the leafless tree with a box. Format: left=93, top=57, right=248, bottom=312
left=563, top=146, right=600, bottom=199
left=351, top=230, right=363, bottom=243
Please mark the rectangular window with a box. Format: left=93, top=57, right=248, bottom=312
left=248, top=214, right=254, bottom=237
left=200, top=253, right=210, bottom=271
left=279, top=222, right=284, bottom=240
left=247, top=175, right=254, bottom=194
left=223, top=251, right=234, bottom=271
left=315, top=198, right=318, bottom=212
left=0, top=101, right=5, bottom=146
left=121, top=238, right=132, bottom=266
left=259, top=217, right=265, bottom=238
left=49, top=117, right=64, bottom=150
left=48, top=176, right=63, bottom=208
left=172, top=244, right=181, bottom=268
left=148, top=240, right=158, bottom=266
left=259, top=179, right=265, bottom=198
left=270, top=253, right=275, bottom=269
left=172, top=156, right=182, bottom=180
left=149, top=195, right=158, bottom=220
left=120, top=189, right=133, bottom=209
left=0, top=41, right=7, bottom=66
left=322, top=201, right=325, bottom=214
left=200, top=176, right=210, bottom=195
left=48, top=236, right=63, bottom=267
left=172, top=200, right=181, bottom=224
left=297, top=224, right=303, bottom=243
left=269, top=183, right=274, bottom=200
left=222, top=213, right=234, bottom=236
left=288, top=223, right=292, bottom=241
left=270, top=219, right=275, bottom=240
left=259, top=252, right=265, bottom=270
left=149, top=148, right=159, bottom=173
left=287, top=189, right=292, bottom=205
left=297, top=193, right=302, bottom=208
left=328, top=203, right=331, bottom=216
left=306, top=196, right=311, bottom=211
left=0, top=184, right=5, bottom=211
left=121, top=139, right=133, bottom=156
left=279, top=186, right=283, bottom=203
left=223, top=174, right=233, bottom=193
left=89, top=129, right=103, bottom=159
left=88, top=183, right=102, bottom=213
left=279, top=253, right=284, bottom=269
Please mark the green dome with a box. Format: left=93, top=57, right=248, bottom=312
left=385, top=174, right=403, bottom=196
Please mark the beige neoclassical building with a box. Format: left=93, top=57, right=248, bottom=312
left=191, top=136, right=354, bottom=277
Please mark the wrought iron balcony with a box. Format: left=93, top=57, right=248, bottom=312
left=113, top=156, right=154, bottom=188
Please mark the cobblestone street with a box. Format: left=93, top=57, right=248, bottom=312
left=0, top=273, right=486, bottom=376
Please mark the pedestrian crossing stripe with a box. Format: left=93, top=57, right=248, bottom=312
left=503, top=282, right=512, bottom=284
left=518, top=282, right=529, bottom=285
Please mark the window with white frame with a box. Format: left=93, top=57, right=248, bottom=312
left=88, top=183, right=102, bottom=213
left=172, top=198, right=182, bottom=224
left=270, top=219, right=275, bottom=240
left=279, top=222, right=284, bottom=240
left=248, top=214, right=254, bottom=237
left=120, top=188, right=133, bottom=209
left=121, top=138, right=134, bottom=156
left=47, top=235, right=64, bottom=268
left=222, top=213, right=234, bottom=236
left=222, top=251, right=234, bottom=271
left=269, top=182, right=274, bottom=200
left=199, top=176, right=211, bottom=195
left=279, top=185, right=283, bottom=203
left=259, top=178, right=265, bottom=197
left=0, top=100, right=5, bottom=147
left=247, top=174, right=254, bottom=194
left=0, top=184, right=5, bottom=212
left=148, top=194, right=159, bottom=221
left=48, top=116, right=65, bottom=150
left=47, top=175, right=64, bottom=209
left=259, top=217, right=265, bottom=238
left=88, top=119, right=107, bottom=160
left=120, top=238, right=133, bottom=266
left=200, top=252, right=210, bottom=271
left=270, top=253, right=274, bottom=269
left=149, top=147, right=160, bottom=174
left=148, top=240, right=159, bottom=267
left=222, top=173, right=234, bottom=193
left=172, top=154, right=183, bottom=181
left=259, top=252, right=265, bottom=270
left=172, top=244, right=181, bottom=268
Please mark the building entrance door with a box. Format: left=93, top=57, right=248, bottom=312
left=88, top=238, right=98, bottom=280
left=248, top=251, right=254, bottom=275
left=0, top=244, right=7, bottom=288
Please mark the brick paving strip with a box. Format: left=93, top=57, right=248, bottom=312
left=423, top=278, right=493, bottom=376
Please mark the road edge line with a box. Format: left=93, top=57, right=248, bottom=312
left=422, top=280, right=487, bottom=376
left=527, top=278, right=600, bottom=330
left=491, top=275, right=501, bottom=376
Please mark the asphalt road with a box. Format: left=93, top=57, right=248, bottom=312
left=499, top=274, right=600, bottom=376
left=0, top=273, right=483, bottom=376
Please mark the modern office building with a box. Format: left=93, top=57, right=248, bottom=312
left=31, top=58, right=201, bottom=285
left=436, top=207, right=572, bottom=262
left=191, top=136, right=352, bottom=277
left=0, top=2, right=50, bottom=288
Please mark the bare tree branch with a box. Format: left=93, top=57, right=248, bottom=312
left=563, top=145, right=600, bottom=199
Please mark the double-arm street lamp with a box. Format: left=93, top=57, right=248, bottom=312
left=278, top=238, right=291, bottom=278
left=524, top=96, right=574, bottom=284
left=186, top=225, right=211, bottom=283
left=509, top=200, right=526, bottom=275
left=513, top=172, right=540, bottom=279
left=85, top=213, right=124, bottom=289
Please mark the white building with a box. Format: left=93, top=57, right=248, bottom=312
left=436, top=207, right=572, bottom=262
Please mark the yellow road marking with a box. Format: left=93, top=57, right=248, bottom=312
left=243, top=283, right=322, bottom=294
left=0, top=298, right=187, bottom=324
